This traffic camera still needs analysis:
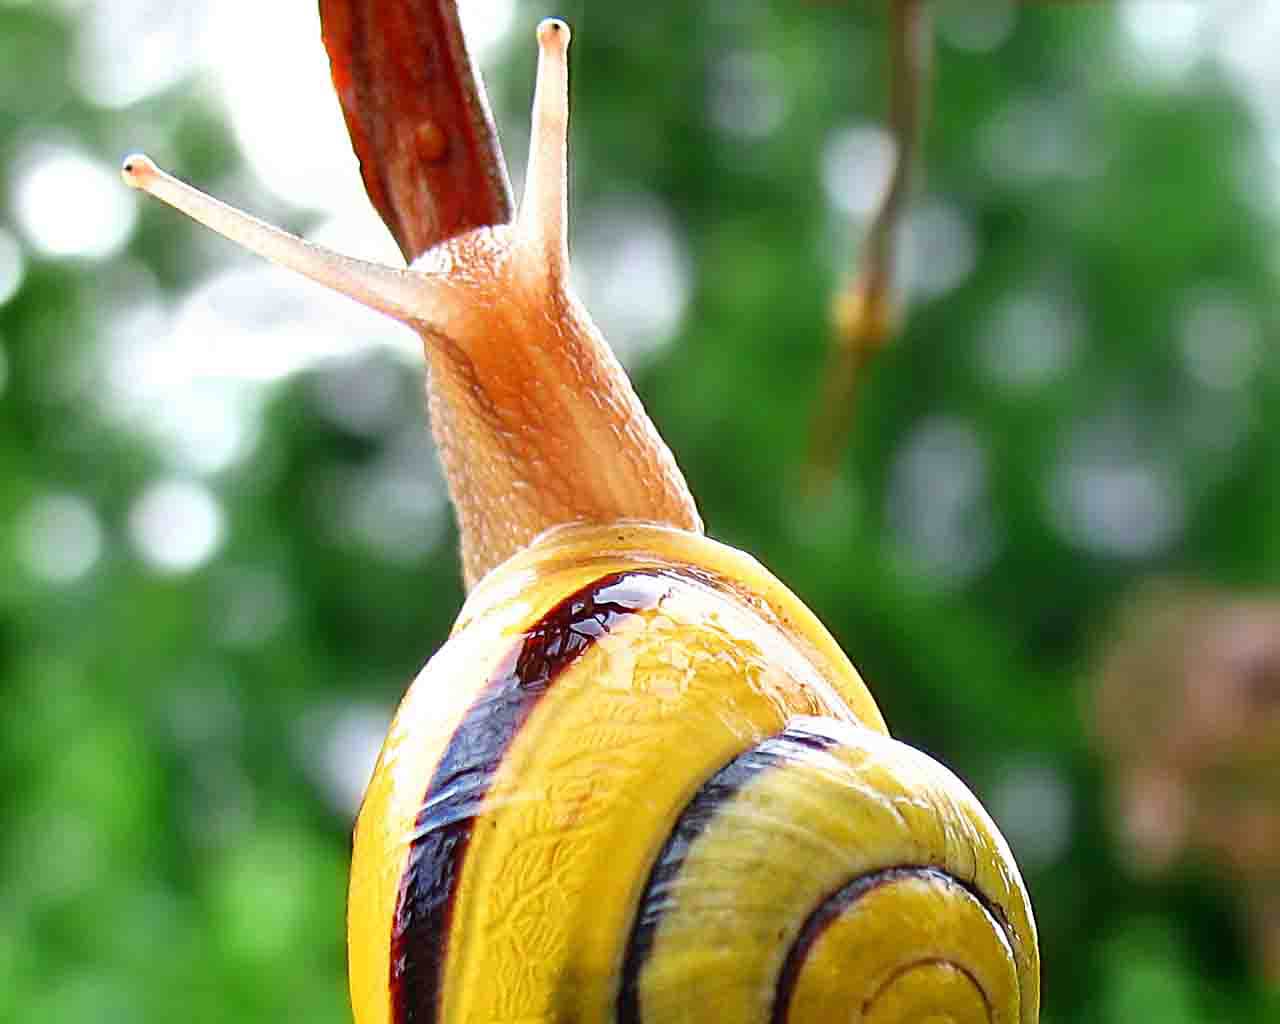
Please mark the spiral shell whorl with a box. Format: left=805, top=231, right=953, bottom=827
left=782, top=868, right=1010, bottom=1024
left=348, top=524, right=1038, bottom=1024
left=622, top=720, right=1034, bottom=1023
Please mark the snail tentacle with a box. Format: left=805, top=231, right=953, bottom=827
left=516, top=19, right=572, bottom=282
left=119, top=154, right=434, bottom=328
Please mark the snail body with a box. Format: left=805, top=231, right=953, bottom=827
left=122, top=10, right=1039, bottom=1023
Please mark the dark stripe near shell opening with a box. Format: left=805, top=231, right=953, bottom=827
left=617, top=723, right=842, bottom=1024
left=389, top=571, right=674, bottom=1024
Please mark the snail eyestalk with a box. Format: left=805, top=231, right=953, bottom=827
left=120, top=154, right=428, bottom=327
left=517, top=18, right=571, bottom=278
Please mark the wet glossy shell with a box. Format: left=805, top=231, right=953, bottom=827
left=347, top=523, right=1039, bottom=1024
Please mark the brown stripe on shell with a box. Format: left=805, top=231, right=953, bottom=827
left=618, top=723, right=842, bottom=1024
left=388, top=570, right=676, bottom=1024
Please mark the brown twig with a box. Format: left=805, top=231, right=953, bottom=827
left=319, top=0, right=514, bottom=262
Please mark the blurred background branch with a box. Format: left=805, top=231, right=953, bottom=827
left=806, top=0, right=1104, bottom=496
left=806, top=0, right=931, bottom=495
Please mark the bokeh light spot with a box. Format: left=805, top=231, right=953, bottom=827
left=13, top=146, right=137, bottom=260
left=16, top=493, right=104, bottom=585
left=1177, top=287, right=1262, bottom=392
left=822, top=122, right=896, bottom=219
left=980, top=94, right=1100, bottom=186
left=709, top=50, right=787, bottom=139
left=205, top=4, right=360, bottom=213
left=936, top=0, right=1016, bottom=54
left=129, top=479, right=225, bottom=573
left=887, top=417, right=998, bottom=586
left=296, top=703, right=393, bottom=818
left=308, top=354, right=411, bottom=439
left=1049, top=420, right=1185, bottom=559
left=314, top=431, right=447, bottom=566
left=457, top=0, right=516, bottom=59
left=74, top=2, right=206, bottom=108
left=989, top=759, right=1074, bottom=870
left=213, top=567, right=292, bottom=650
left=1121, top=1, right=1207, bottom=82
left=980, top=287, right=1082, bottom=393
left=898, top=199, right=978, bottom=300
left=573, top=194, right=692, bottom=366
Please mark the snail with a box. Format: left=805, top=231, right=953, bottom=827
left=122, top=10, right=1039, bottom=1024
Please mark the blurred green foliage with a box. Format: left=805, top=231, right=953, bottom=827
left=3, top=2, right=1280, bottom=1022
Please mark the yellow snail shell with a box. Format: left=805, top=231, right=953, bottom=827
left=348, top=523, right=1038, bottom=1024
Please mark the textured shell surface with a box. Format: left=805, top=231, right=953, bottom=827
left=347, top=523, right=1039, bottom=1024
